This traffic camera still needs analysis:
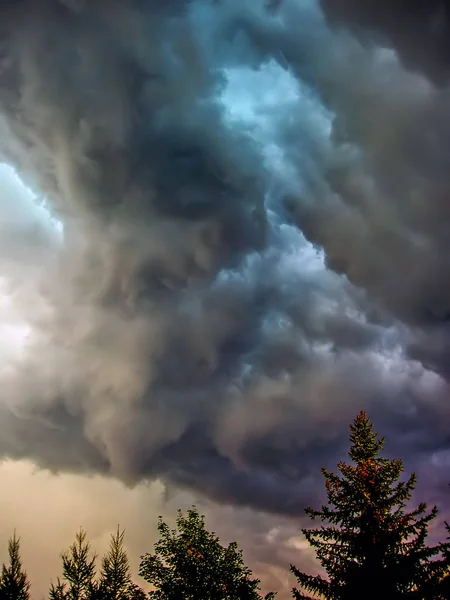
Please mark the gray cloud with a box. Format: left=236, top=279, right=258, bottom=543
left=320, top=0, right=450, bottom=86
left=0, top=0, right=448, bottom=521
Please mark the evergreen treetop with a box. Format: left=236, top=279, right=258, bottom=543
left=291, top=411, right=449, bottom=600
left=49, top=529, right=97, bottom=600
left=98, top=527, right=144, bottom=600
left=438, top=516, right=450, bottom=599
left=0, top=532, right=30, bottom=600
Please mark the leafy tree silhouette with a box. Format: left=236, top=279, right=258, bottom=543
left=139, top=506, right=275, bottom=600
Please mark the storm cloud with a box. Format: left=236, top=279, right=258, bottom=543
left=321, top=0, right=450, bottom=86
left=0, top=0, right=449, bottom=518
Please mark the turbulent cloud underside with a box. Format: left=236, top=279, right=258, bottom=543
left=0, top=0, right=449, bottom=519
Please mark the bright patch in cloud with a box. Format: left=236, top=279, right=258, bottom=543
left=0, top=163, right=63, bottom=236
left=0, top=164, right=62, bottom=360
left=0, top=286, right=30, bottom=358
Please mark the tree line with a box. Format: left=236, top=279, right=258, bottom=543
left=1, top=412, right=449, bottom=600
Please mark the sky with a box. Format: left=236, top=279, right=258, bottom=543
left=0, top=0, right=450, bottom=597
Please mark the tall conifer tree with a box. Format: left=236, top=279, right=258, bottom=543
left=0, top=533, right=30, bottom=600
left=97, top=527, right=144, bottom=600
left=291, top=411, right=449, bottom=600
left=50, top=529, right=98, bottom=600
left=438, top=520, right=450, bottom=599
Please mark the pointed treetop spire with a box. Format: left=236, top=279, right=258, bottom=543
left=348, top=410, right=385, bottom=464
left=0, top=531, right=31, bottom=600
left=291, top=412, right=449, bottom=600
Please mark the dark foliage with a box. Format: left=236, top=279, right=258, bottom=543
left=291, top=411, right=449, bottom=600
left=49, top=529, right=98, bottom=600
left=0, top=414, right=449, bottom=600
left=139, top=507, right=275, bottom=600
left=0, top=533, right=30, bottom=600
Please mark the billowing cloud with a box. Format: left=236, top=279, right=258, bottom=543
left=320, top=0, right=450, bottom=86
left=0, top=0, right=448, bottom=524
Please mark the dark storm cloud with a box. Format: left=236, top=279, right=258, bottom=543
left=320, top=0, right=450, bottom=86
left=0, top=0, right=449, bottom=517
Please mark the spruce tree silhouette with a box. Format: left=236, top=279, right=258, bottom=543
left=291, top=411, right=449, bottom=600
left=0, top=533, right=30, bottom=600
left=49, top=529, right=98, bottom=600
left=97, top=527, right=145, bottom=600
left=439, top=490, right=450, bottom=599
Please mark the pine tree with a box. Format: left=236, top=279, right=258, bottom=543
left=0, top=533, right=30, bottom=600
left=139, top=506, right=275, bottom=600
left=97, top=527, right=144, bottom=600
left=50, top=529, right=98, bottom=600
left=49, top=578, right=68, bottom=600
left=438, top=520, right=450, bottom=599
left=291, top=411, right=449, bottom=600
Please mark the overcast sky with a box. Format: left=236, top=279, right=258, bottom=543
left=0, top=1, right=450, bottom=597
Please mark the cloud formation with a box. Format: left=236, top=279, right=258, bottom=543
left=0, top=0, right=449, bottom=518
left=321, top=0, right=450, bottom=86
